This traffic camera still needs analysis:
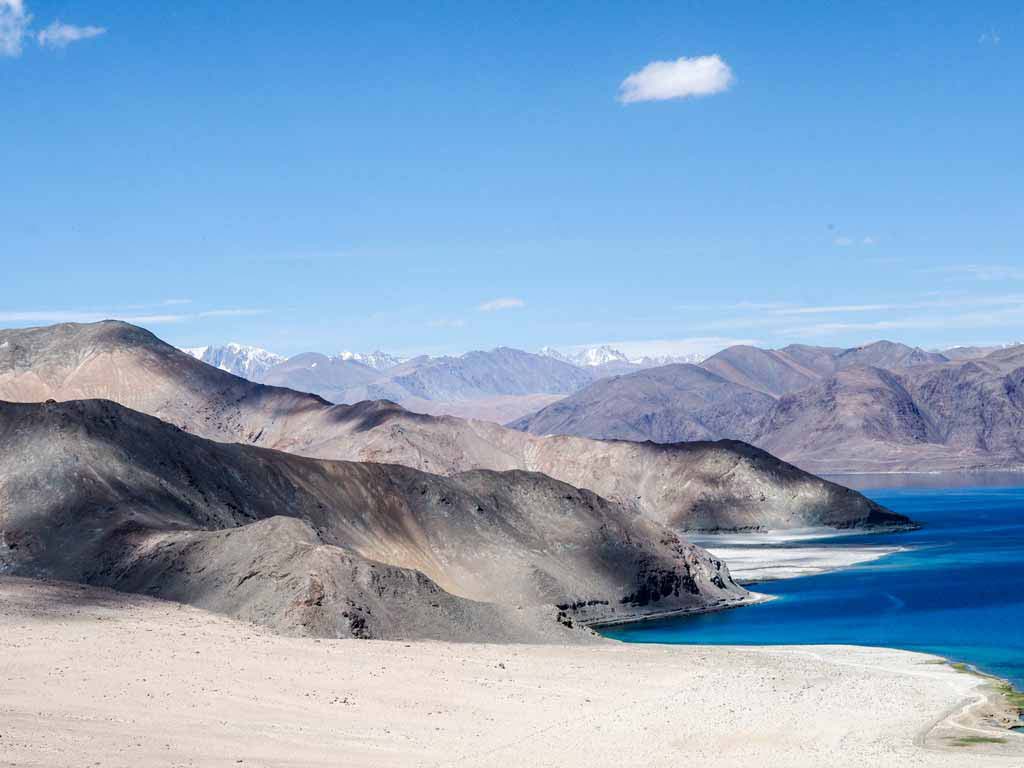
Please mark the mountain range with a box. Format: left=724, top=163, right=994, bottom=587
left=0, top=321, right=900, bottom=533
left=180, top=341, right=707, bottom=422
left=513, top=340, right=1024, bottom=474
left=0, top=320, right=910, bottom=643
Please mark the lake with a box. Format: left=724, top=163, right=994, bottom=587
left=602, top=477, right=1024, bottom=690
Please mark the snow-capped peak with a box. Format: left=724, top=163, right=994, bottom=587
left=540, top=345, right=630, bottom=367
left=335, top=350, right=403, bottom=371
left=180, top=343, right=285, bottom=381
left=540, top=345, right=708, bottom=368
left=636, top=352, right=706, bottom=366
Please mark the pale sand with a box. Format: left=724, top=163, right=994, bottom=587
left=688, top=530, right=905, bottom=582
left=2, top=578, right=1021, bottom=768
left=698, top=544, right=904, bottom=581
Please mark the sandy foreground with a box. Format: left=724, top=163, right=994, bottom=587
left=1, top=577, right=1021, bottom=768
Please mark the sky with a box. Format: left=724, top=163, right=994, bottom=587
left=2, top=1, right=1022, bottom=358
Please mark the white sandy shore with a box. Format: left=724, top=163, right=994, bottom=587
left=688, top=530, right=905, bottom=582
left=1, top=577, right=1020, bottom=768
left=698, top=544, right=904, bottom=581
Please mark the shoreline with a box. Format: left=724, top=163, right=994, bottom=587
left=587, top=591, right=774, bottom=629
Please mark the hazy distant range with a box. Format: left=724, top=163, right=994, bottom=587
left=185, top=339, right=1024, bottom=474
left=182, top=342, right=701, bottom=423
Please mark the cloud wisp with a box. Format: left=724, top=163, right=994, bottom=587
left=685, top=293, right=1024, bottom=341
left=0, top=305, right=267, bottom=326
left=478, top=297, right=526, bottom=312
left=619, top=54, right=734, bottom=104
left=1, top=1, right=104, bottom=57
left=933, top=264, right=1024, bottom=281
left=37, top=20, right=105, bottom=49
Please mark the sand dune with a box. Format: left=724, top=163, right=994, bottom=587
left=2, top=577, right=1019, bottom=768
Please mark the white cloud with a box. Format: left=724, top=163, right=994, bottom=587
left=196, top=308, right=268, bottom=318
left=37, top=20, right=106, bottom=49
left=833, top=236, right=854, bottom=247
left=935, top=264, right=1024, bottom=281
left=619, top=54, right=734, bottom=104
left=477, top=297, right=525, bottom=312
left=428, top=318, right=465, bottom=329
left=979, top=29, right=1001, bottom=46
left=0, top=0, right=30, bottom=57
left=0, top=306, right=267, bottom=326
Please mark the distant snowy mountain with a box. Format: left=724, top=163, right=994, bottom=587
left=540, top=345, right=629, bottom=367
left=637, top=353, right=706, bottom=366
left=182, top=343, right=285, bottom=381
left=540, top=345, right=706, bottom=368
left=336, top=350, right=403, bottom=371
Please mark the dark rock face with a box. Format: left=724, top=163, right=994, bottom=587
left=0, top=321, right=904, bottom=531
left=0, top=398, right=749, bottom=641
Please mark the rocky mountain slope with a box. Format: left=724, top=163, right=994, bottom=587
left=0, top=321, right=904, bottom=531
left=510, top=364, right=773, bottom=443
left=0, top=398, right=749, bottom=640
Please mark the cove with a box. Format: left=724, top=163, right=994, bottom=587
left=602, top=480, right=1024, bottom=690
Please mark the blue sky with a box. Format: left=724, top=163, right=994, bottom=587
left=2, top=1, right=1022, bottom=357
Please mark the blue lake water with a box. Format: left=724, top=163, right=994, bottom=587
left=603, top=480, right=1024, bottom=690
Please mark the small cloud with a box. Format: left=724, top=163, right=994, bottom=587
left=935, top=264, right=1024, bottom=281
left=36, top=19, right=105, bottom=48
left=862, top=236, right=876, bottom=245
left=979, top=29, right=1001, bottom=46
left=429, top=318, right=465, bottom=329
left=477, top=297, right=525, bottom=312
left=833, top=236, right=854, bottom=247
left=619, top=54, right=734, bottom=104
left=0, top=0, right=30, bottom=57
left=196, top=308, right=268, bottom=318
left=161, top=298, right=193, bottom=306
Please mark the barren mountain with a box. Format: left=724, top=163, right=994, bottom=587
left=0, top=398, right=750, bottom=641
left=260, top=352, right=408, bottom=403
left=699, top=341, right=948, bottom=397
left=0, top=321, right=903, bottom=532
left=699, top=346, right=824, bottom=397
left=385, top=347, right=593, bottom=401
left=510, top=364, right=773, bottom=443
left=512, top=348, right=1024, bottom=473
left=832, top=341, right=949, bottom=371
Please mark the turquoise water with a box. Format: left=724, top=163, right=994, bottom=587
left=603, top=482, right=1024, bottom=690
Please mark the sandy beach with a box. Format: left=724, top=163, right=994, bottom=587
left=688, top=530, right=905, bottom=582
left=1, top=577, right=1020, bottom=768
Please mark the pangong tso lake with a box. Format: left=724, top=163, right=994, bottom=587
left=603, top=474, right=1024, bottom=692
